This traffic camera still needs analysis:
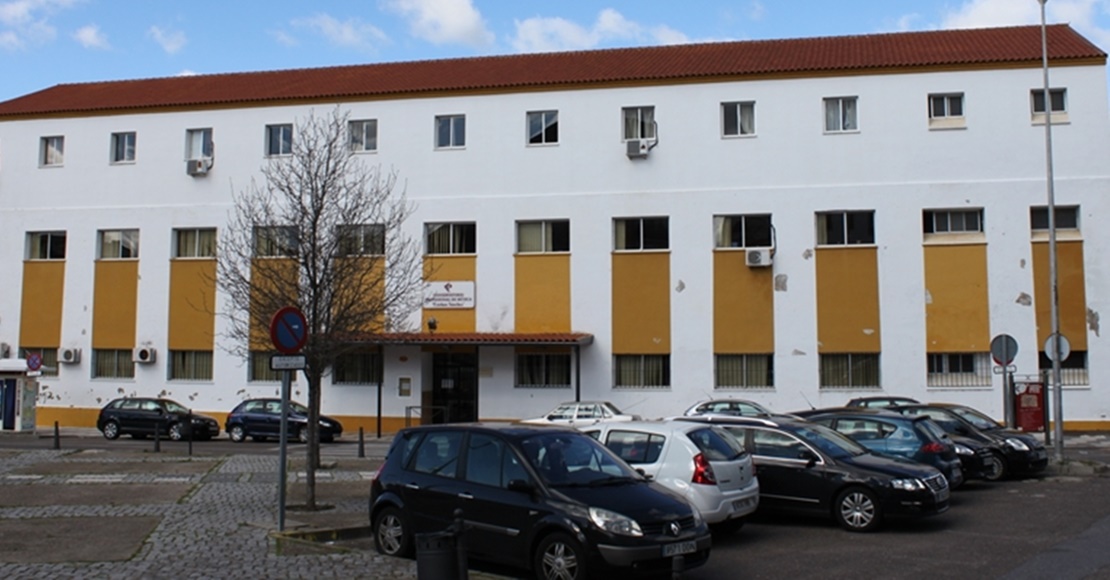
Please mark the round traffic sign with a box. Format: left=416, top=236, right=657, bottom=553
left=1043, top=333, right=1071, bottom=363
left=26, top=352, right=42, bottom=372
left=270, top=306, right=308, bottom=355
left=990, top=334, right=1018, bottom=366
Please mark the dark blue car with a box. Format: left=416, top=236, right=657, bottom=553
left=224, top=398, right=343, bottom=443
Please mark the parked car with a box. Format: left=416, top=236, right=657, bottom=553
left=683, top=398, right=780, bottom=418
left=677, top=415, right=949, bottom=532
left=97, top=397, right=220, bottom=441
left=581, top=419, right=759, bottom=532
left=845, top=396, right=921, bottom=409
left=793, top=407, right=964, bottom=489
left=520, top=400, right=641, bottom=426
left=891, top=403, right=1048, bottom=480
left=369, top=423, right=711, bottom=578
left=224, top=398, right=343, bottom=443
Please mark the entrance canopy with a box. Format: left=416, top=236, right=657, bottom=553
left=355, top=332, right=594, bottom=347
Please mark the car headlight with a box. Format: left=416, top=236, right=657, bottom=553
left=955, top=444, right=973, bottom=456
left=1005, top=438, right=1030, bottom=452
left=890, top=478, right=926, bottom=491
left=588, top=507, right=643, bottom=537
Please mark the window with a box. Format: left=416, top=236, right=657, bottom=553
left=924, top=209, right=983, bottom=234
left=1031, top=206, right=1079, bottom=231
left=614, top=217, right=668, bottom=250
left=333, top=349, right=383, bottom=385
left=338, top=224, right=385, bottom=256
left=435, top=115, right=465, bottom=148
left=516, top=353, right=571, bottom=388
left=928, top=93, right=965, bottom=129
left=27, top=231, right=66, bottom=260
left=819, top=353, right=880, bottom=389
left=622, top=106, right=656, bottom=140
left=824, top=97, right=858, bottom=132
left=714, top=214, right=773, bottom=248
left=464, top=433, right=528, bottom=488
left=19, top=348, right=58, bottom=377
left=816, top=211, right=874, bottom=245
left=350, top=119, right=378, bottom=152
left=1031, top=88, right=1066, bottom=113
left=517, top=220, right=569, bottom=253
left=169, top=351, right=213, bottom=381
left=715, top=354, right=774, bottom=389
left=110, top=132, right=136, bottom=163
left=412, top=431, right=463, bottom=478
left=174, top=228, right=216, bottom=258
left=722, top=101, right=756, bottom=137
left=927, top=353, right=990, bottom=387
left=614, top=354, right=670, bottom=389
left=266, top=124, right=293, bottom=156
left=186, top=128, right=214, bottom=160
left=92, top=349, right=135, bottom=379
left=254, top=226, right=298, bottom=257
left=604, top=430, right=666, bottom=464
left=425, top=222, right=476, bottom=254
left=1038, top=350, right=1088, bottom=385
left=249, top=351, right=280, bottom=382
left=98, top=229, right=140, bottom=259
left=527, top=110, right=558, bottom=145
left=41, top=136, right=64, bottom=166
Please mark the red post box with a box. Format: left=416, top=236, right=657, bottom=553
left=1014, top=381, right=1046, bottom=432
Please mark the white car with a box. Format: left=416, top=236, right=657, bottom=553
left=519, top=401, right=640, bottom=427
left=684, top=398, right=778, bottom=418
left=581, top=419, right=759, bottom=531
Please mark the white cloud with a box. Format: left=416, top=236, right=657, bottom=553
left=72, top=23, right=106, bottom=49
left=176, top=69, right=198, bottom=77
left=747, top=1, right=766, bottom=22
left=148, top=25, right=186, bottom=55
left=385, top=0, right=493, bottom=48
left=292, top=13, right=388, bottom=50
left=0, top=0, right=78, bottom=49
left=511, top=8, right=693, bottom=53
left=940, top=0, right=1110, bottom=52
left=270, top=29, right=299, bottom=47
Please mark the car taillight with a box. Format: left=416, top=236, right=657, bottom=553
left=692, top=453, right=716, bottom=485
left=920, top=441, right=945, bottom=454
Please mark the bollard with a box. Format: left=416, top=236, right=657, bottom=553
left=358, top=427, right=365, bottom=458
left=53, top=421, right=60, bottom=450
left=454, top=508, right=468, bottom=579
left=672, top=554, right=685, bottom=579
left=153, top=423, right=161, bottom=453
left=187, top=411, right=194, bottom=457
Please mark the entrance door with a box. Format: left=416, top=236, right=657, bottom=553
left=1, top=379, right=16, bottom=430
left=432, top=352, right=477, bottom=423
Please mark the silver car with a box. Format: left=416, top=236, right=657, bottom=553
left=582, top=419, right=759, bottom=532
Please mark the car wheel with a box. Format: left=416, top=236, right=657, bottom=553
left=102, top=420, right=120, bottom=440
left=373, top=506, right=412, bottom=558
left=229, top=425, right=246, bottom=443
left=834, top=487, right=882, bottom=532
left=168, top=423, right=185, bottom=441
left=982, top=451, right=1008, bottom=482
left=534, top=532, right=588, bottom=580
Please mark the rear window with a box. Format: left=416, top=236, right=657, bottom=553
left=687, top=427, right=746, bottom=461
left=605, top=430, right=665, bottom=464
left=915, top=418, right=950, bottom=442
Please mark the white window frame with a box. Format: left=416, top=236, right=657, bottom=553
left=186, top=128, right=214, bottom=160
left=928, top=93, right=966, bottom=130
left=515, top=352, right=572, bottom=389
left=110, top=131, right=137, bottom=164
left=338, top=223, right=385, bottom=256
left=527, top=110, right=559, bottom=145
left=715, top=354, right=774, bottom=389
left=265, top=123, right=294, bottom=157
left=27, top=231, right=66, bottom=260
left=98, top=229, right=140, bottom=259
left=924, top=209, right=983, bottom=234
left=1031, top=87, right=1068, bottom=124
left=613, top=354, right=670, bottom=389
left=435, top=114, right=466, bottom=149
left=333, top=349, right=383, bottom=385
left=714, top=214, right=773, bottom=248
left=173, top=228, right=217, bottom=258
left=816, top=211, right=875, bottom=246
left=425, top=222, right=476, bottom=255
left=517, top=220, right=569, bottom=253
left=253, top=226, right=298, bottom=257
left=349, top=119, right=378, bottom=153
left=40, top=136, right=64, bottom=166
left=927, top=353, right=991, bottom=387
left=168, top=350, right=214, bottom=381
left=823, top=96, right=858, bottom=133
left=614, top=217, right=669, bottom=251
left=622, top=106, right=656, bottom=141
left=92, top=349, right=135, bottom=379
left=818, top=353, right=880, bottom=389
left=721, top=101, right=756, bottom=137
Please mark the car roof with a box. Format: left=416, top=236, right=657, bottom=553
left=795, top=406, right=918, bottom=420
left=674, top=414, right=805, bottom=429
left=403, top=421, right=578, bottom=438
left=584, top=419, right=714, bottom=435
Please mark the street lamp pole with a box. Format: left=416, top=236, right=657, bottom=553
left=1038, top=0, right=1065, bottom=463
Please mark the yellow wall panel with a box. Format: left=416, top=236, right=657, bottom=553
left=713, top=251, right=774, bottom=352
left=168, top=260, right=217, bottom=350
left=924, top=244, right=990, bottom=352
left=612, top=253, right=670, bottom=353
left=1032, top=241, right=1087, bottom=350
left=249, top=258, right=299, bottom=350
left=515, top=254, right=571, bottom=332
left=92, top=261, right=138, bottom=349
left=423, top=256, right=476, bottom=332
left=816, top=247, right=881, bottom=353
left=19, top=261, right=65, bottom=347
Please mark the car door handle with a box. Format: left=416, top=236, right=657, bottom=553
left=405, top=483, right=420, bottom=490
left=457, top=492, right=474, bottom=500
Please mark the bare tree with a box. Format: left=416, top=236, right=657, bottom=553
left=217, top=107, right=424, bottom=509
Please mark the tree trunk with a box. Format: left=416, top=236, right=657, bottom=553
left=305, top=371, right=322, bottom=510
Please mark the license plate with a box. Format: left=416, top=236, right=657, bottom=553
left=662, top=540, right=697, bottom=558
left=732, top=498, right=754, bottom=511
left=936, top=486, right=950, bottom=502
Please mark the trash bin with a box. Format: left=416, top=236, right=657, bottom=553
left=416, top=529, right=465, bottom=579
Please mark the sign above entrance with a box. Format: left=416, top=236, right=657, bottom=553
left=424, top=281, right=475, bottom=309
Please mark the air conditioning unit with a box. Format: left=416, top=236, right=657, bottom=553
left=186, top=158, right=211, bottom=176
left=58, top=347, right=81, bottom=364
left=132, top=347, right=157, bottom=364
left=626, top=139, right=649, bottom=159
left=746, top=248, right=773, bottom=267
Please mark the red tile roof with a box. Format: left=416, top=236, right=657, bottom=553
left=0, top=25, right=1102, bottom=118
left=356, top=332, right=594, bottom=347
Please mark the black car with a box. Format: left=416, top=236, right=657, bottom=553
left=369, top=423, right=712, bottom=578
left=794, top=407, right=964, bottom=489
left=97, top=397, right=220, bottom=441
left=224, top=398, right=343, bottom=443
left=678, top=415, right=949, bottom=532
left=891, top=403, right=1048, bottom=480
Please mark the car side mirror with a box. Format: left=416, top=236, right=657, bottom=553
left=635, top=468, right=653, bottom=481
left=798, top=449, right=818, bottom=467
left=507, top=479, right=535, bottom=494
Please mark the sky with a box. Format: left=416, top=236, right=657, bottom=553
left=3, top=0, right=1110, bottom=103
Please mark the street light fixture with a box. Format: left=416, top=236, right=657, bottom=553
left=1037, top=0, right=1065, bottom=463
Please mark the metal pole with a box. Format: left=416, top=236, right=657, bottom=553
left=1039, top=0, right=1065, bottom=463
left=53, top=421, right=60, bottom=450
left=278, top=369, right=291, bottom=531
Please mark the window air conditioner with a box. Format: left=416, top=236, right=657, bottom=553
left=58, top=347, right=81, bottom=364
left=186, top=158, right=211, bottom=176
left=745, top=248, right=773, bottom=267
left=626, top=139, right=649, bottom=159
left=132, top=347, right=157, bottom=364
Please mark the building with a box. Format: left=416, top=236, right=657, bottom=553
left=1, top=24, right=1108, bottom=433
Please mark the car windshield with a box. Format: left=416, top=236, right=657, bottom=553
left=163, top=400, right=189, bottom=414
left=520, top=432, right=639, bottom=487
left=600, top=402, right=625, bottom=416
left=948, top=406, right=1002, bottom=431
left=792, top=423, right=868, bottom=459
